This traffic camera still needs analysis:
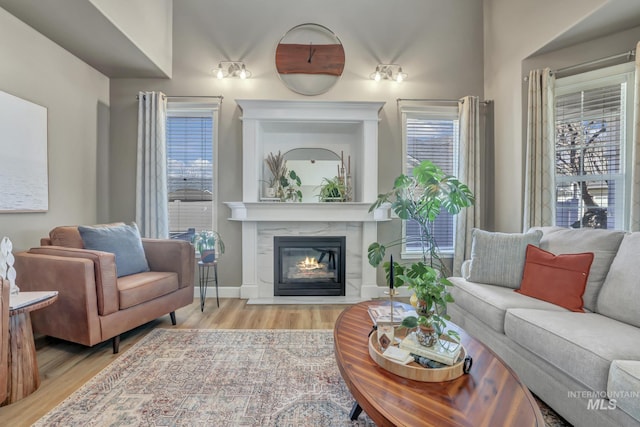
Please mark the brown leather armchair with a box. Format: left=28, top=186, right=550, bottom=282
left=14, top=225, right=194, bottom=353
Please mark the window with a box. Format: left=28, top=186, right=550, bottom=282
left=401, top=105, right=459, bottom=257
left=166, top=101, right=220, bottom=239
left=554, top=63, right=635, bottom=230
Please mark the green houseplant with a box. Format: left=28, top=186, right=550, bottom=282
left=192, top=230, right=225, bottom=263
left=368, top=160, right=474, bottom=343
left=317, top=176, right=346, bottom=202
left=280, top=169, right=303, bottom=202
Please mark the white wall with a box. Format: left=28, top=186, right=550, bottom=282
left=109, top=0, right=485, bottom=286
left=483, top=0, right=608, bottom=232
left=0, top=7, right=109, bottom=251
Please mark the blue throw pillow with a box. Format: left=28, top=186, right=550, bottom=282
left=78, top=223, right=150, bottom=277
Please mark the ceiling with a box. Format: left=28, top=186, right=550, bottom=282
left=1, top=0, right=639, bottom=78
left=0, top=0, right=169, bottom=78
left=534, top=0, right=640, bottom=54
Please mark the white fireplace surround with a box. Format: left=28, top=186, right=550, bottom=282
left=226, top=99, right=390, bottom=303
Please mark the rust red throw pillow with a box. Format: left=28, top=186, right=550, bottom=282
left=515, top=244, right=594, bottom=312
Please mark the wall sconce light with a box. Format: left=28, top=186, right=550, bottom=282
left=370, top=64, right=407, bottom=83
left=212, top=61, right=251, bottom=79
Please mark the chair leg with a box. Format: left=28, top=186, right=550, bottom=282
left=170, top=311, right=177, bottom=325
left=112, top=335, right=120, bottom=354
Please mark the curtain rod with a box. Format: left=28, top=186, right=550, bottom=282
left=524, top=49, right=636, bottom=81
left=136, top=94, right=224, bottom=100
left=397, top=98, right=492, bottom=105
left=552, top=49, right=635, bottom=75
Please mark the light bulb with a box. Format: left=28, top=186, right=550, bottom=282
left=373, top=66, right=381, bottom=81
left=239, top=65, right=247, bottom=79
left=215, top=64, right=224, bottom=79
left=396, top=67, right=404, bottom=83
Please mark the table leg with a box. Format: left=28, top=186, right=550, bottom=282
left=5, top=313, right=40, bottom=405
left=349, top=401, right=363, bottom=421
left=199, top=265, right=208, bottom=312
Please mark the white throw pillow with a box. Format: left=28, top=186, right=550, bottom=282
left=467, top=228, right=543, bottom=289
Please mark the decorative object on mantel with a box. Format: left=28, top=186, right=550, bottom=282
left=317, top=150, right=352, bottom=202
left=192, top=230, right=225, bottom=263
left=280, top=170, right=303, bottom=202
left=368, top=160, right=475, bottom=344
left=0, top=236, right=19, bottom=295
left=317, top=176, right=346, bottom=202
left=264, top=151, right=303, bottom=202
left=264, top=151, right=286, bottom=200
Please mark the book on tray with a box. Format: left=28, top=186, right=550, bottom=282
left=368, top=304, right=417, bottom=325
left=399, top=332, right=462, bottom=366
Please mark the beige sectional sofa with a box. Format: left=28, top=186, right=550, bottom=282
left=448, top=226, right=640, bottom=427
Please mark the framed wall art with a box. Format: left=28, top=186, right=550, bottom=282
left=0, top=90, right=48, bottom=212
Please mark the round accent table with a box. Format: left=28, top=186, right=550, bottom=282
left=198, top=261, right=219, bottom=311
left=3, top=291, right=58, bottom=406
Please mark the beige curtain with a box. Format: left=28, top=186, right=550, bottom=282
left=136, top=91, right=169, bottom=239
left=523, top=68, right=556, bottom=230
left=453, top=96, right=481, bottom=276
left=630, top=42, right=640, bottom=231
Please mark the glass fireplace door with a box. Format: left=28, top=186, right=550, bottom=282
left=274, top=236, right=345, bottom=296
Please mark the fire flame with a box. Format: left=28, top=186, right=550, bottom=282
left=298, top=256, right=320, bottom=270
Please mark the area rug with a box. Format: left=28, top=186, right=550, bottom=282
left=36, top=329, right=570, bottom=426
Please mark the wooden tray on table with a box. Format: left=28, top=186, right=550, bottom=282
left=368, top=331, right=467, bottom=382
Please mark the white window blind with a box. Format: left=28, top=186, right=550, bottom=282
left=402, top=106, right=459, bottom=255
left=554, top=63, right=634, bottom=230
left=166, top=105, right=218, bottom=238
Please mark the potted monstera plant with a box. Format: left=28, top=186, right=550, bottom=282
left=368, top=160, right=474, bottom=345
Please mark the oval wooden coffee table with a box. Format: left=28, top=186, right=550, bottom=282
left=334, top=301, right=544, bottom=427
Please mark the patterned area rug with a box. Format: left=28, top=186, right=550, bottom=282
left=36, top=329, right=570, bottom=426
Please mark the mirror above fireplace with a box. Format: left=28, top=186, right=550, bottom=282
left=282, top=148, right=341, bottom=202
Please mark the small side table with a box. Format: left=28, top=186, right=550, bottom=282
left=3, top=291, right=58, bottom=406
left=198, top=260, right=219, bottom=311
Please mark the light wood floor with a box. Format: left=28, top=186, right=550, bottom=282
left=0, top=298, right=355, bottom=426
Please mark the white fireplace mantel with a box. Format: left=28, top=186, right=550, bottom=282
left=228, top=99, right=388, bottom=302
left=225, top=202, right=391, bottom=222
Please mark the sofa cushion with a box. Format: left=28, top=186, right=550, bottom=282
left=536, top=226, right=625, bottom=312
left=467, top=229, right=543, bottom=289
left=49, top=222, right=126, bottom=249
left=597, top=232, right=640, bottom=328
left=117, top=271, right=178, bottom=309
left=449, top=277, right=568, bottom=333
left=78, top=223, right=150, bottom=277
left=49, top=226, right=84, bottom=248
left=608, top=360, right=640, bottom=421
left=504, top=309, right=640, bottom=393
left=516, top=245, right=594, bottom=312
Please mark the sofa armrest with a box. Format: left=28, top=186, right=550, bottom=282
left=24, top=246, right=118, bottom=316
left=142, top=239, right=195, bottom=289
left=13, top=252, right=103, bottom=346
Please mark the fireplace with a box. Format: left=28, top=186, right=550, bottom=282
left=274, top=236, right=346, bottom=296
left=226, top=100, right=389, bottom=302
